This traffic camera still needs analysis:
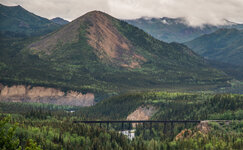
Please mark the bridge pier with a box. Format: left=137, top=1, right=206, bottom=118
left=163, top=122, right=167, bottom=134
left=143, top=122, right=145, bottom=136
left=171, top=122, right=174, bottom=136
left=150, top=122, right=152, bottom=135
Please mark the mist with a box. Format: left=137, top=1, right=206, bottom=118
left=1, top=0, right=243, bottom=26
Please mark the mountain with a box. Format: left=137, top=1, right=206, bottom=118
left=126, top=17, right=243, bottom=43
left=51, top=17, right=69, bottom=25
left=0, top=11, right=230, bottom=100
left=0, top=4, right=60, bottom=37
left=185, top=28, right=243, bottom=66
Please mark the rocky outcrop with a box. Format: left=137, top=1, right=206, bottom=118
left=0, top=84, right=94, bottom=106
left=175, top=121, right=210, bottom=141
left=197, top=121, right=210, bottom=134
left=127, top=105, right=158, bottom=127
left=175, top=129, right=193, bottom=141
left=127, top=105, right=157, bottom=120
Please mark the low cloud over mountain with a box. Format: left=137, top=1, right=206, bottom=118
left=1, top=0, right=243, bottom=27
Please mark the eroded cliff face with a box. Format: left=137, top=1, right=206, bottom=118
left=0, top=84, right=94, bottom=106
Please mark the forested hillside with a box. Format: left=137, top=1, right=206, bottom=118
left=0, top=4, right=60, bottom=37
left=1, top=92, right=243, bottom=149
left=79, top=92, right=243, bottom=120
left=185, top=28, right=243, bottom=66
left=51, top=17, right=69, bottom=25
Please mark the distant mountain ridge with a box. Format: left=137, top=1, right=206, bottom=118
left=51, top=17, right=69, bottom=25
left=185, top=28, right=243, bottom=66
left=0, top=10, right=230, bottom=100
left=126, top=17, right=243, bottom=43
left=0, top=4, right=60, bottom=37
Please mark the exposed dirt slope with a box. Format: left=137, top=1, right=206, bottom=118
left=0, top=84, right=94, bottom=106
left=127, top=105, right=157, bottom=120
left=86, top=11, right=146, bottom=68
left=197, top=121, right=210, bottom=134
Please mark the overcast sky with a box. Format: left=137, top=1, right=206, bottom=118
left=1, top=0, right=243, bottom=26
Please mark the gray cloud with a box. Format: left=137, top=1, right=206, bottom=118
left=1, top=0, right=243, bottom=26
